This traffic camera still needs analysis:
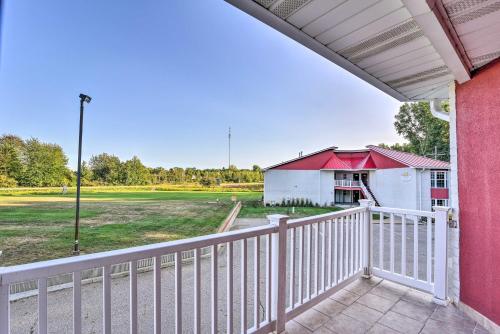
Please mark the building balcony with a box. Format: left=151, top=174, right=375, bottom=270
left=334, top=179, right=361, bottom=188
left=0, top=204, right=486, bottom=333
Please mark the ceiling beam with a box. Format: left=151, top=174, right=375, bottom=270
left=402, top=0, right=471, bottom=83
left=225, top=0, right=410, bottom=101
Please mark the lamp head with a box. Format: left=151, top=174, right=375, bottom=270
left=79, top=94, right=92, bottom=103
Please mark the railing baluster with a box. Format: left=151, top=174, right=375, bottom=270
left=390, top=213, right=395, bottom=273
left=38, top=277, right=48, bottom=334
left=103, top=265, right=111, bottom=334
left=426, top=216, right=432, bottom=283
left=321, top=222, right=326, bottom=292
left=299, top=226, right=304, bottom=304
left=266, top=235, right=271, bottom=324
left=345, top=215, right=349, bottom=277
left=327, top=220, right=332, bottom=288
left=379, top=212, right=384, bottom=270
left=194, top=248, right=201, bottom=334
left=401, top=215, right=407, bottom=276
left=289, top=229, right=295, bottom=309
left=350, top=214, right=354, bottom=275
left=227, top=242, right=234, bottom=334
left=211, top=245, right=218, bottom=334
left=355, top=213, right=359, bottom=271
left=129, top=261, right=138, bottom=334
left=74, top=271, right=82, bottom=334
left=307, top=224, right=312, bottom=299
left=0, top=281, right=9, bottom=334
left=314, top=223, right=319, bottom=296
left=339, top=216, right=344, bottom=281
left=254, top=236, right=260, bottom=328
left=241, top=239, right=248, bottom=334
left=175, top=252, right=182, bottom=334
left=413, top=217, right=419, bottom=280
left=334, top=218, right=338, bottom=284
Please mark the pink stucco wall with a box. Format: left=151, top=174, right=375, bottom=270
left=456, top=59, right=500, bottom=325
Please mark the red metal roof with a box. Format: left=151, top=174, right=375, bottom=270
left=366, top=146, right=450, bottom=169
left=266, top=145, right=450, bottom=170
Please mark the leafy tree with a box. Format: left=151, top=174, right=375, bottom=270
left=0, top=135, right=25, bottom=183
left=89, top=153, right=122, bottom=185
left=20, top=138, right=71, bottom=186
left=120, top=156, right=151, bottom=185
left=387, top=101, right=449, bottom=161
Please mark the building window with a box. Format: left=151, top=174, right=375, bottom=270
left=431, top=171, right=448, bottom=188
left=432, top=199, right=449, bottom=207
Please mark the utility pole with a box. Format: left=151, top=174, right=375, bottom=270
left=228, top=126, right=231, bottom=169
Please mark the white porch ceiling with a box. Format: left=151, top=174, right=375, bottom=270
left=226, top=0, right=500, bottom=102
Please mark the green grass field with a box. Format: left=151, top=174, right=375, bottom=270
left=0, top=187, right=337, bottom=266
left=0, top=189, right=261, bottom=266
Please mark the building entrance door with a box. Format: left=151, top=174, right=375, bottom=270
left=353, top=190, right=360, bottom=203
left=361, top=173, right=368, bottom=184
left=353, top=173, right=360, bottom=181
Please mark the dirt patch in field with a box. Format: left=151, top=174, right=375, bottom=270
left=144, top=232, right=181, bottom=240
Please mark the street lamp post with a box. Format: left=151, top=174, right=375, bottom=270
left=73, top=93, right=92, bottom=255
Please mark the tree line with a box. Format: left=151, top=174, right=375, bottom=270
left=0, top=135, right=263, bottom=187
left=380, top=101, right=450, bottom=161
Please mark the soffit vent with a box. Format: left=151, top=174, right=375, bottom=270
left=390, top=67, right=451, bottom=88
left=339, top=19, right=421, bottom=59
left=444, top=0, right=490, bottom=16
left=348, top=30, right=424, bottom=63
left=450, top=1, right=500, bottom=24
left=471, top=50, right=500, bottom=67
left=254, top=0, right=277, bottom=9
left=271, top=0, right=311, bottom=19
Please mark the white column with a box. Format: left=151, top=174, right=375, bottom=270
left=267, top=214, right=288, bottom=333
left=433, top=206, right=450, bottom=305
left=358, top=200, right=373, bottom=278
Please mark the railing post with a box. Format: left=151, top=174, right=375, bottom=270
left=267, top=214, right=288, bottom=334
left=433, top=206, right=450, bottom=305
left=0, top=275, right=9, bottom=334
left=359, top=200, right=373, bottom=278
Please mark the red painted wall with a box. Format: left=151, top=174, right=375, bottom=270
left=430, top=188, right=449, bottom=199
left=456, top=59, right=500, bottom=325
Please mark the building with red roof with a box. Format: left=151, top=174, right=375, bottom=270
left=264, top=145, right=450, bottom=210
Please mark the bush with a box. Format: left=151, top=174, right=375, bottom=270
left=0, top=175, right=17, bottom=187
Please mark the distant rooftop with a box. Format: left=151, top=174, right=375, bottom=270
left=265, top=145, right=450, bottom=170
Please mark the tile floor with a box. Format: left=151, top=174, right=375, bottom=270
left=285, top=277, right=490, bottom=333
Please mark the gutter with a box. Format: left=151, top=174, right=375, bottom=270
left=430, top=98, right=450, bottom=122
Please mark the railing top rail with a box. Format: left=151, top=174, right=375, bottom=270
left=287, top=207, right=367, bottom=228
left=0, top=224, right=277, bottom=285
left=370, top=206, right=435, bottom=218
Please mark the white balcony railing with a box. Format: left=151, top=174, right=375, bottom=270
left=0, top=203, right=450, bottom=333
left=334, top=179, right=361, bottom=187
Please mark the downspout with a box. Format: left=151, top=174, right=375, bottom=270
left=430, top=98, right=450, bottom=122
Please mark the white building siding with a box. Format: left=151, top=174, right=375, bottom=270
left=319, top=170, right=335, bottom=206
left=419, top=170, right=432, bottom=211
left=368, top=168, right=418, bottom=209
left=264, top=170, right=320, bottom=205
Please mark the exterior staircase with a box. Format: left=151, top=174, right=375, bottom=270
left=360, top=181, right=380, bottom=206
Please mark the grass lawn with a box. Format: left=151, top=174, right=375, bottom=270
left=238, top=200, right=342, bottom=218
left=0, top=189, right=261, bottom=266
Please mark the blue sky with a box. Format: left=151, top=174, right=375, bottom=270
left=0, top=0, right=402, bottom=169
